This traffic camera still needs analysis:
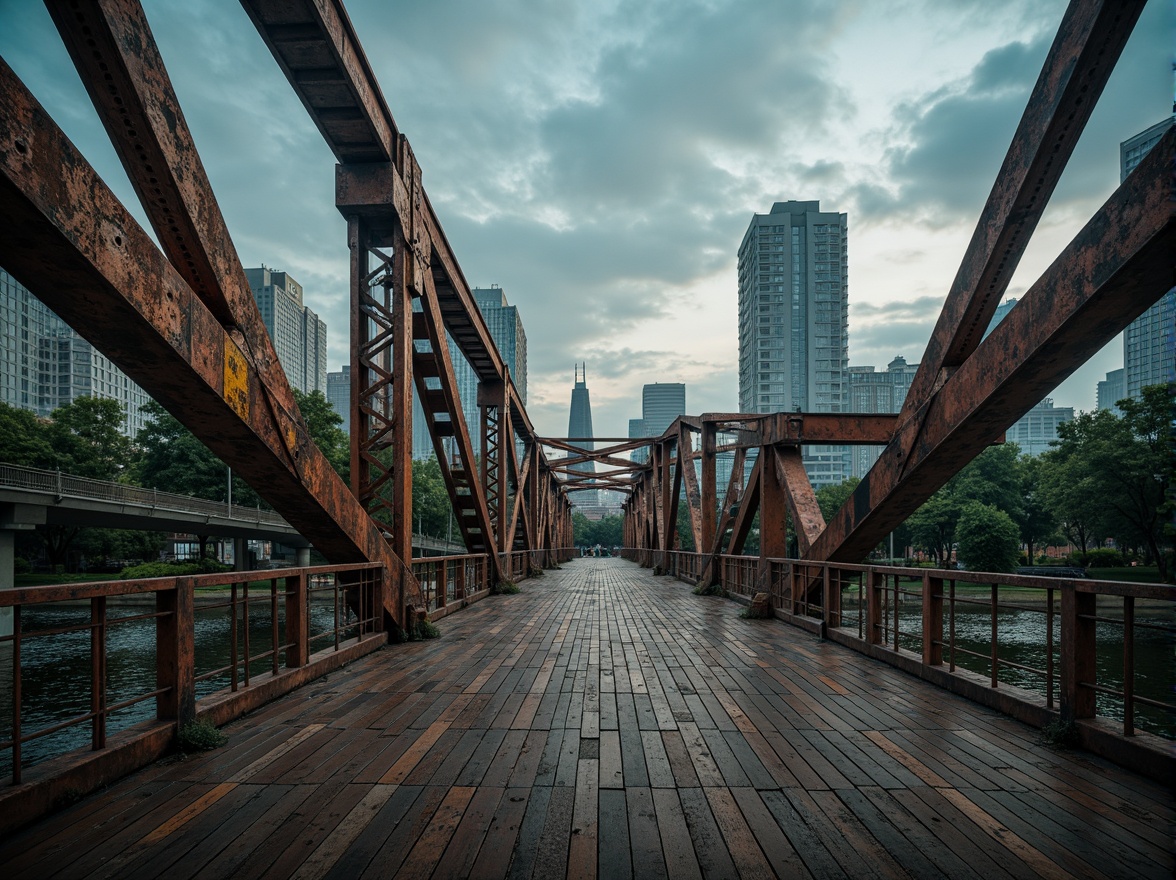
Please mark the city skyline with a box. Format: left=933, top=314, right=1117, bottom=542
left=0, top=2, right=1167, bottom=440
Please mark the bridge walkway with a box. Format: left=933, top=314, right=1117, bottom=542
left=1, top=558, right=1170, bottom=878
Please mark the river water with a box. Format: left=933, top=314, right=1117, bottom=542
left=841, top=597, right=1173, bottom=737
left=1, top=599, right=1171, bottom=778
left=0, top=601, right=358, bottom=777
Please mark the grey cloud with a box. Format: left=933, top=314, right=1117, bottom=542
left=848, top=295, right=945, bottom=366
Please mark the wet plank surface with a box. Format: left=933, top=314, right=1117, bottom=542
left=2, top=558, right=1171, bottom=878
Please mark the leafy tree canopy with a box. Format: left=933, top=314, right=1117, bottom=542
left=47, top=396, right=131, bottom=480
left=0, top=401, right=54, bottom=468
left=955, top=501, right=1021, bottom=573
left=294, top=389, right=349, bottom=484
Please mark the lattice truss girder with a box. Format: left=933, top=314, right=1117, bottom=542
left=0, top=0, right=429, bottom=625
left=613, top=0, right=1173, bottom=595
left=238, top=0, right=570, bottom=577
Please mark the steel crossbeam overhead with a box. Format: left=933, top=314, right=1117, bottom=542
left=616, top=0, right=1172, bottom=599
left=0, top=55, right=415, bottom=623
left=0, top=0, right=576, bottom=635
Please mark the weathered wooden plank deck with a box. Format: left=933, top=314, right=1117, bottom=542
left=2, top=558, right=1171, bottom=878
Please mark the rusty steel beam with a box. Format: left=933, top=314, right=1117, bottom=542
left=772, top=448, right=824, bottom=556
left=759, top=413, right=897, bottom=446
left=46, top=0, right=292, bottom=413
left=725, top=454, right=762, bottom=556
left=414, top=271, right=500, bottom=565
left=898, top=0, right=1146, bottom=419
left=239, top=0, right=399, bottom=165
left=680, top=425, right=704, bottom=552
left=0, top=60, right=421, bottom=623
left=814, top=129, right=1175, bottom=564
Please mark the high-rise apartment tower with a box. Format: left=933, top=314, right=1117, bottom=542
left=737, top=201, right=849, bottom=486
left=245, top=267, right=328, bottom=395
left=1119, top=118, right=1175, bottom=401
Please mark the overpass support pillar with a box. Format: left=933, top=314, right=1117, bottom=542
left=233, top=537, right=249, bottom=572
left=296, top=546, right=311, bottom=569
left=0, top=529, right=12, bottom=638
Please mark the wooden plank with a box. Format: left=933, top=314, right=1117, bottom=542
left=677, top=787, right=739, bottom=878
left=429, top=786, right=504, bottom=879
left=651, top=788, right=703, bottom=880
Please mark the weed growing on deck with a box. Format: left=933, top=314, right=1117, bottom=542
left=178, top=719, right=227, bottom=752
left=1041, top=717, right=1079, bottom=749
left=413, top=619, right=441, bottom=640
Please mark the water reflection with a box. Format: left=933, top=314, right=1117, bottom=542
left=0, top=600, right=358, bottom=777
left=841, top=595, right=1174, bottom=737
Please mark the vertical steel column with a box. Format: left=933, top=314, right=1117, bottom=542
left=480, top=380, right=503, bottom=549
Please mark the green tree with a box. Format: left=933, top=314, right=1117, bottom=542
left=906, top=492, right=960, bottom=564
left=132, top=401, right=264, bottom=508
left=412, top=456, right=454, bottom=538
left=47, top=397, right=131, bottom=480
left=0, top=402, right=54, bottom=468
left=815, top=477, right=860, bottom=522
left=1015, top=455, right=1058, bottom=564
left=293, top=389, right=349, bottom=483
left=1042, top=391, right=1171, bottom=579
left=572, top=512, right=623, bottom=548
left=955, top=501, right=1021, bottom=573
left=953, top=443, right=1023, bottom=520
left=74, top=528, right=167, bottom=569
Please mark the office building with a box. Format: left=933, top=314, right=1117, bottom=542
left=737, top=200, right=849, bottom=486
left=1120, top=119, right=1175, bottom=402
left=1, top=268, right=149, bottom=437
left=1007, top=398, right=1073, bottom=456
left=1096, top=368, right=1124, bottom=415
left=642, top=383, right=686, bottom=438
left=326, top=365, right=350, bottom=434
left=847, top=356, right=919, bottom=478
left=245, top=266, right=328, bottom=395
left=628, top=418, right=648, bottom=466
left=413, top=285, right=528, bottom=460
left=567, top=364, right=597, bottom=506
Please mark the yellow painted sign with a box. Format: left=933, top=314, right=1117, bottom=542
left=223, top=336, right=249, bottom=420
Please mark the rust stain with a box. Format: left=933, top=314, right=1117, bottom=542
left=223, top=334, right=248, bottom=420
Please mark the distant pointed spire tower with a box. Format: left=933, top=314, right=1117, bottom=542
left=567, top=364, right=598, bottom=505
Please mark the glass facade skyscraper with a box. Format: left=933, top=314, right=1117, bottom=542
left=1119, top=118, right=1175, bottom=402
left=245, top=266, right=328, bottom=395
left=737, top=201, right=849, bottom=486
left=1, top=268, right=150, bottom=437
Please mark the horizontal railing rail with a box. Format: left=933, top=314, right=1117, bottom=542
left=658, top=554, right=1174, bottom=759
left=0, top=562, right=383, bottom=788
left=0, top=462, right=289, bottom=525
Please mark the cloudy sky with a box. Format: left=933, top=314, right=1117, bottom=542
left=1, top=0, right=1171, bottom=440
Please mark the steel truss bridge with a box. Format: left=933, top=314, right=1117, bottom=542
left=0, top=0, right=1173, bottom=856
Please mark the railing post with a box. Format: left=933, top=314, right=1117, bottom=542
left=822, top=565, right=838, bottom=628
left=455, top=559, right=466, bottom=601
left=1060, top=584, right=1096, bottom=722
left=922, top=573, right=943, bottom=665
left=866, top=568, right=882, bottom=646
left=286, top=571, right=308, bottom=667
left=156, top=577, right=195, bottom=729
left=437, top=560, right=448, bottom=609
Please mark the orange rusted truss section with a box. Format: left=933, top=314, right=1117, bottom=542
left=0, top=0, right=576, bottom=631
left=615, top=0, right=1172, bottom=600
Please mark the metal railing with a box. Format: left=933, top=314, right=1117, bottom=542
left=662, top=555, right=1174, bottom=742
left=412, top=554, right=489, bottom=612
left=0, top=562, right=383, bottom=786
left=0, top=462, right=287, bottom=524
